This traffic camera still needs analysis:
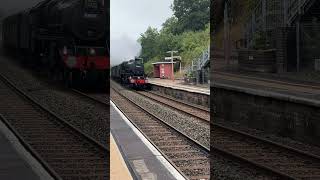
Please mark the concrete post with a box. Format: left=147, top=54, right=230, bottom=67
left=171, top=51, right=174, bottom=81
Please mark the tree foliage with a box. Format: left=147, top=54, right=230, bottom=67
left=161, top=17, right=179, bottom=34
left=172, top=0, right=210, bottom=33
left=138, top=27, right=159, bottom=62
left=140, top=25, right=210, bottom=75
left=139, top=0, right=210, bottom=75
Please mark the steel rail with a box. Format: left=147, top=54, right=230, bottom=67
left=111, top=81, right=320, bottom=179
left=0, top=73, right=109, bottom=179
left=136, top=91, right=210, bottom=124
left=111, top=86, right=210, bottom=152
left=111, top=86, right=210, bottom=180
left=71, top=89, right=109, bottom=106
left=135, top=88, right=301, bottom=179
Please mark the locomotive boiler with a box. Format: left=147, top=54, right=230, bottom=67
left=2, top=0, right=109, bottom=88
left=111, top=58, right=149, bottom=89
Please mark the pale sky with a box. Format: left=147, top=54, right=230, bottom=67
left=110, top=0, right=173, bottom=65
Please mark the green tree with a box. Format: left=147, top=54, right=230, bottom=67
left=161, top=17, right=179, bottom=35
left=179, top=24, right=210, bottom=65
left=172, top=0, right=210, bottom=33
left=141, top=24, right=210, bottom=75
left=138, top=27, right=159, bottom=62
left=157, top=32, right=181, bottom=57
left=140, top=27, right=181, bottom=64
left=138, top=0, right=210, bottom=75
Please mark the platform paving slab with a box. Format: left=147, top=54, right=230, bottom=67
left=0, top=120, right=49, bottom=180
left=110, top=133, right=133, bottom=180
left=149, top=78, right=210, bottom=95
left=110, top=102, right=184, bottom=180
left=213, top=77, right=320, bottom=107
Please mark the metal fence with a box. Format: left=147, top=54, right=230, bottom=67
left=185, top=47, right=209, bottom=72
left=184, top=46, right=210, bottom=84
left=244, top=0, right=286, bottom=48
left=244, top=0, right=314, bottom=48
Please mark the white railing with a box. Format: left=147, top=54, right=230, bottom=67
left=185, top=46, right=210, bottom=76
left=244, top=0, right=315, bottom=46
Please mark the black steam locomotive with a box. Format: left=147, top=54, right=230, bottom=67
left=111, top=58, right=149, bottom=89
left=2, top=0, right=109, bottom=88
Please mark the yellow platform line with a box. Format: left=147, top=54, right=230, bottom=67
left=110, top=133, right=133, bottom=180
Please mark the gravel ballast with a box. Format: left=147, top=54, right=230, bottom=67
left=0, top=55, right=108, bottom=147
left=112, top=82, right=210, bottom=148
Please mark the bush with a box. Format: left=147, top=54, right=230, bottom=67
left=140, top=24, right=209, bottom=75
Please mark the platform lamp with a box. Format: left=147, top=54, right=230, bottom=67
left=166, top=50, right=178, bottom=82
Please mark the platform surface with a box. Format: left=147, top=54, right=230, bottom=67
left=149, top=78, right=210, bottom=95
left=0, top=123, right=41, bottom=180
left=110, top=133, right=133, bottom=180
left=110, top=101, right=185, bottom=180
left=212, top=72, right=320, bottom=106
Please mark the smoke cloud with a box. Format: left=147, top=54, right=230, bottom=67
left=110, top=0, right=173, bottom=66
left=110, top=34, right=141, bottom=66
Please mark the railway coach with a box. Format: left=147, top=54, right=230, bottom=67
left=2, top=0, right=109, bottom=88
left=111, top=57, right=149, bottom=89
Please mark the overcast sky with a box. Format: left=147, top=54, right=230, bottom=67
left=110, top=0, right=173, bottom=66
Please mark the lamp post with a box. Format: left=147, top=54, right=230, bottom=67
left=166, top=50, right=178, bottom=82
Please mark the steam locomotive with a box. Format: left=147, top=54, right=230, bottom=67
left=111, top=58, right=149, bottom=89
left=2, top=0, right=109, bottom=88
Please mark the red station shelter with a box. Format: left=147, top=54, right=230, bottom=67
left=152, top=62, right=176, bottom=79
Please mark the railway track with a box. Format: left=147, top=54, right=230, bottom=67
left=110, top=84, right=210, bottom=180
left=211, top=71, right=320, bottom=178
left=71, top=89, right=109, bottom=106
left=213, top=123, right=320, bottom=179
left=0, top=74, right=108, bottom=179
left=136, top=91, right=210, bottom=122
left=114, top=81, right=320, bottom=179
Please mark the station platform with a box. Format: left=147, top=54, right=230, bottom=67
left=110, top=133, right=132, bottom=180
left=0, top=116, right=53, bottom=180
left=148, top=78, right=210, bottom=95
left=212, top=72, right=320, bottom=107
left=110, top=101, right=185, bottom=180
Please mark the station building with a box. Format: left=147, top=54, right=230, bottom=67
left=152, top=62, right=176, bottom=79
